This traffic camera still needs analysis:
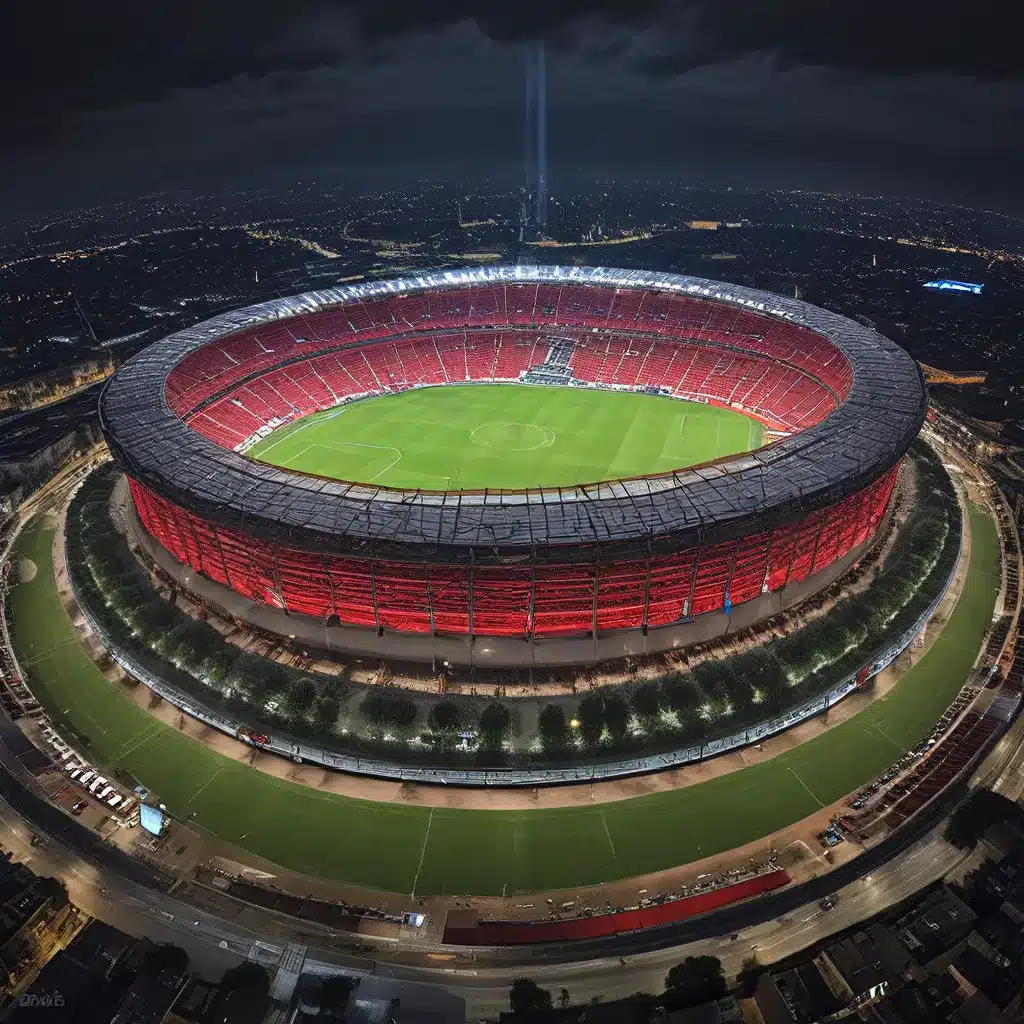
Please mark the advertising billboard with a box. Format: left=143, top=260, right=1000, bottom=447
left=139, top=804, right=165, bottom=837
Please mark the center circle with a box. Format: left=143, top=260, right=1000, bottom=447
left=469, top=421, right=554, bottom=452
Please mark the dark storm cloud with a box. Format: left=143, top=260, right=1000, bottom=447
left=4, top=0, right=1018, bottom=134
left=341, top=0, right=1022, bottom=80
left=2, top=2, right=342, bottom=140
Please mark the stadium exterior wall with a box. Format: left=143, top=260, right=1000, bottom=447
left=126, top=466, right=898, bottom=643
left=125, top=473, right=896, bottom=665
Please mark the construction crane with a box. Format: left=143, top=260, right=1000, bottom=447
left=918, top=363, right=987, bottom=386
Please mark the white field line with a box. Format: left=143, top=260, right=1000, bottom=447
left=601, top=814, right=618, bottom=861
left=281, top=444, right=314, bottom=468
left=254, top=420, right=319, bottom=459
left=788, top=767, right=825, bottom=808
left=872, top=723, right=909, bottom=753
left=411, top=808, right=434, bottom=897
left=180, top=766, right=227, bottom=815
left=111, top=721, right=164, bottom=765
left=307, top=440, right=403, bottom=482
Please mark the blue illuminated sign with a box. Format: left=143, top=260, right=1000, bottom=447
left=924, top=280, right=983, bottom=295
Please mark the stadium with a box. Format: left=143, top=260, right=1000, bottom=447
left=99, top=266, right=926, bottom=668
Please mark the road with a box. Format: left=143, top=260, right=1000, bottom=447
left=0, top=785, right=973, bottom=1021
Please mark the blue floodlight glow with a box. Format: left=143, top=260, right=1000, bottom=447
left=923, top=279, right=983, bottom=295
left=139, top=804, right=166, bottom=836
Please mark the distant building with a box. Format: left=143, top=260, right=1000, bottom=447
left=0, top=384, right=102, bottom=495
left=665, top=995, right=742, bottom=1024
left=892, top=885, right=977, bottom=973
left=0, top=853, right=82, bottom=1000
left=754, top=962, right=844, bottom=1023
left=12, top=921, right=189, bottom=1024
left=19, top=918, right=134, bottom=1012
left=1, top=484, right=24, bottom=524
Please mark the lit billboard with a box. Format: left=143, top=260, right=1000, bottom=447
left=139, top=804, right=166, bottom=836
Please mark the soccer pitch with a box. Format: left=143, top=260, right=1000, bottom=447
left=246, top=385, right=764, bottom=490
left=6, top=508, right=998, bottom=897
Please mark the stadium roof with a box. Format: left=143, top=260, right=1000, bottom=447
left=100, top=266, right=926, bottom=558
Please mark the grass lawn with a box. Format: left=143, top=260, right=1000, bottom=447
left=6, top=507, right=998, bottom=896
left=246, top=384, right=764, bottom=490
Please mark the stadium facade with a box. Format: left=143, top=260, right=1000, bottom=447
left=100, top=266, right=926, bottom=663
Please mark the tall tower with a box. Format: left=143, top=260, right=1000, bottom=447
left=522, top=40, right=548, bottom=239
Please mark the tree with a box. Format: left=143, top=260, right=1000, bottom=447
left=313, top=695, right=341, bottom=731
left=282, top=677, right=317, bottom=721
left=201, top=647, right=238, bottom=686
left=161, top=619, right=219, bottom=671
left=428, top=699, right=462, bottom=733
left=537, top=704, right=568, bottom=752
left=662, top=672, right=700, bottom=717
left=664, top=955, right=726, bottom=1009
left=509, top=978, right=553, bottom=1017
left=736, top=955, right=763, bottom=998
left=228, top=653, right=286, bottom=704
left=108, top=582, right=147, bottom=617
left=478, top=702, right=511, bottom=748
left=140, top=941, right=189, bottom=978
left=946, top=788, right=1023, bottom=849
left=220, top=961, right=271, bottom=1024
left=577, top=694, right=605, bottom=748
left=603, top=693, right=630, bottom=740
left=630, top=682, right=662, bottom=725
left=129, top=597, right=178, bottom=638
left=221, top=961, right=270, bottom=995
left=359, top=691, right=418, bottom=733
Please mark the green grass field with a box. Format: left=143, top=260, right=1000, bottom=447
left=246, top=385, right=764, bottom=490
left=6, top=508, right=998, bottom=896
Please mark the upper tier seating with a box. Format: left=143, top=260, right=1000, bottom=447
left=167, top=284, right=852, bottom=433
left=181, top=321, right=846, bottom=451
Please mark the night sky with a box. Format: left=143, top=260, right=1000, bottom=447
left=1, top=1, right=1020, bottom=218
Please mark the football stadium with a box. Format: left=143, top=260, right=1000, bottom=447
left=7, top=263, right=1021, bottom=940
left=99, top=266, right=925, bottom=666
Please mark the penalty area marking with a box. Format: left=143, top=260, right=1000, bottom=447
left=283, top=441, right=402, bottom=482
left=252, top=419, right=317, bottom=460
left=281, top=444, right=314, bottom=468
